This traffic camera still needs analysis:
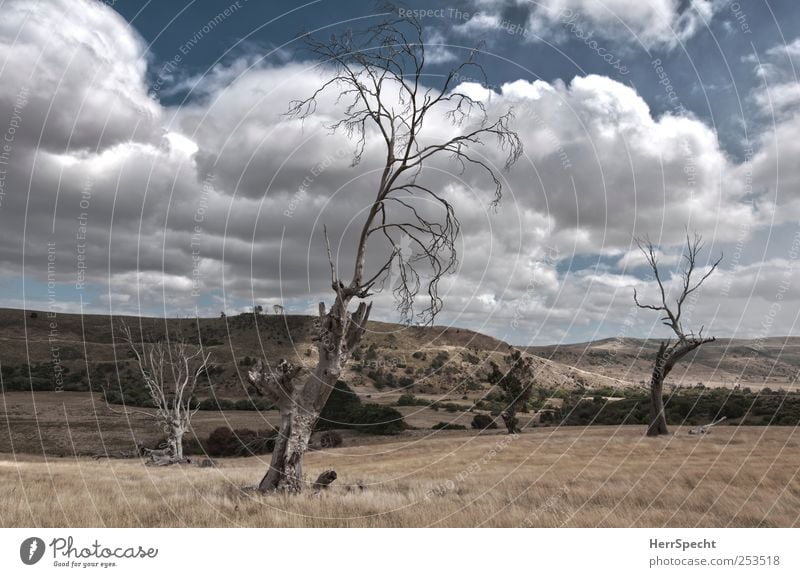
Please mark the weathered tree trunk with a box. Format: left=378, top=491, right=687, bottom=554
left=253, top=300, right=371, bottom=493
left=647, top=372, right=669, bottom=436
left=259, top=410, right=317, bottom=492
left=502, top=410, right=520, bottom=435
left=647, top=342, right=671, bottom=437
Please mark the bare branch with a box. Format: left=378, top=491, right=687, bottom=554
left=288, top=8, right=521, bottom=324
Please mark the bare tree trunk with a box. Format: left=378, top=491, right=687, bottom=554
left=647, top=372, right=669, bottom=436
left=259, top=409, right=291, bottom=491
left=251, top=300, right=371, bottom=493
left=259, top=410, right=317, bottom=492
left=502, top=410, right=520, bottom=435
left=646, top=342, right=670, bottom=437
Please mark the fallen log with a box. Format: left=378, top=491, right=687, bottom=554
left=688, top=416, right=727, bottom=435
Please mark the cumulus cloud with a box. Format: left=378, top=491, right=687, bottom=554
left=456, top=0, right=721, bottom=49
left=0, top=0, right=793, bottom=345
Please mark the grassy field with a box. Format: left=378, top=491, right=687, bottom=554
left=1, top=426, right=798, bottom=527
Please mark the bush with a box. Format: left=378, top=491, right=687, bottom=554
left=233, top=398, right=275, bottom=411
left=205, top=427, right=275, bottom=457
left=197, top=397, right=235, bottom=411
left=397, top=393, right=418, bottom=406
left=351, top=404, right=405, bottom=435
left=432, top=422, right=467, bottom=430
left=471, top=413, right=498, bottom=430
left=319, top=430, right=343, bottom=448
left=316, top=380, right=406, bottom=434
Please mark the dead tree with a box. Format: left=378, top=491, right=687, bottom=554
left=247, top=12, right=521, bottom=492
left=312, top=470, right=338, bottom=493
left=106, top=321, right=212, bottom=465
left=633, top=233, right=722, bottom=437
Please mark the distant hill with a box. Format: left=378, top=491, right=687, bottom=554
left=526, top=337, right=800, bottom=390
left=0, top=308, right=625, bottom=401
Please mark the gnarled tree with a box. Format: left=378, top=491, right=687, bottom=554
left=107, top=321, right=211, bottom=465
left=247, top=12, right=522, bottom=492
left=633, top=233, right=722, bottom=436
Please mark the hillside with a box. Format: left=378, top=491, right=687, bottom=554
left=527, top=337, right=800, bottom=390
left=0, top=308, right=624, bottom=403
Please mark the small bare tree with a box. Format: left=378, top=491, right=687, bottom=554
left=107, top=321, right=212, bottom=465
left=633, top=233, right=722, bottom=436
left=247, top=12, right=522, bottom=492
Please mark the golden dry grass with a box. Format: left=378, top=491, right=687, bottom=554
left=2, top=426, right=799, bottom=527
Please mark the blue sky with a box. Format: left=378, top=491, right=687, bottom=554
left=0, top=0, right=799, bottom=344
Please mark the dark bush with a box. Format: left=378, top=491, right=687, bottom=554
left=471, top=413, right=498, bottom=430
left=397, top=393, right=418, bottom=406
left=319, top=430, right=343, bottom=448
left=351, top=404, right=405, bottom=435
left=205, top=427, right=275, bottom=457
left=197, top=397, right=235, bottom=411
left=432, top=421, right=467, bottom=430
left=316, top=380, right=405, bottom=434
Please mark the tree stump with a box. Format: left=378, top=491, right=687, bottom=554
left=312, top=470, right=337, bottom=493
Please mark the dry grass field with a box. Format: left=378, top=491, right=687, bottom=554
left=2, top=426, right=798, bottom=527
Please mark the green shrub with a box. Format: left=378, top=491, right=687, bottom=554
left=350, top=404, right=405, bottom=435
left=316, top=380, right=405, bottom=434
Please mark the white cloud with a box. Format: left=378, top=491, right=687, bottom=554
left=0, top=0, right=793, bottom=344
left=457, top=0, right=721, bottom=49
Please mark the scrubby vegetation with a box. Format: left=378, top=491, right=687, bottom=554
left=471, top=413, right=498, bottom=430
left=560, top=388, right=800, bottom=427
left=316, top=381, right=406, bottom=435
left=205, top=427, right=275, bottom=457
left=432, top=421, right=467, bottom=430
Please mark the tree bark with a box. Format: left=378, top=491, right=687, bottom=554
left=646, top=342, right=671, bottom=437
left=647, top=372, right=669, bottom=436
left=502, top=410, right=520, bottom=435
left=253, top=300, right=371, bottom=493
